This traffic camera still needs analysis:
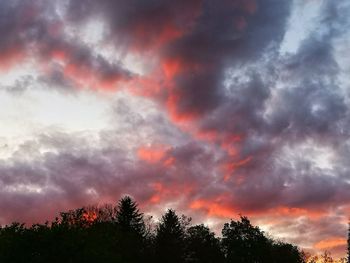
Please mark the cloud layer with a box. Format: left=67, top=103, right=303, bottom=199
left=0, top=0, right=350, bottom=258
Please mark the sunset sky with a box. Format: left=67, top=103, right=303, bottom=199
left=0, top=0, right=349, bottom=259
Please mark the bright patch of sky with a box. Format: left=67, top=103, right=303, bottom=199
left=276, top=139, right=336, bottom=172
left=280, top=0, right=323, bottom=54
left=333, top=32, right=350, bottom=104
left=0, top=88, right=113, bottom=159
left=0, top=59, right=38, bottom=87
left=0, top=89, right=111, bottom=135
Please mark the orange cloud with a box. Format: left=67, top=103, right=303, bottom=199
left=162, top=58, right=182, bottom=80
left=149, top=182, right=165, bottom=204
left=128, top=22, right=185, bottom=53
left=223, top=156, right=252, bottom=181
left=126, top=0, right=202, bottom=53
left=160, top=57, right=212, bottom=122
left=129, top=77, right=163, bottom=98
left=64, top=61, right=124, bottom=91
left=149, top=181, right=194, bottom=204
left=190, top=198, right=237, bottom=218
left=137, top=145, right=174, bottom=167
left=270, top=206, right=326, bottom=219
left=50, top=48, right=69, bottom=63
left=189, top=196, right=332, bottom=222
left=314, top=238, right=347, bottom=250
left=166, top=92, right=202, bottom=122
left=44, top=46, right=129, bottom=91
left=97, top=74, right=128, bottom=91
left=195, top=130, right=219, bottom=142
left=63, top=63, right=92, bottom=89
left=221, top=135, right=242, bottom=157
left=138, top=146, right=166, bottom=164
left=163, top=157, right=175, bottom=167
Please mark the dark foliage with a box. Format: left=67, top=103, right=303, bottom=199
left=270, top=241, right=304, bottom=263
left=222, top=216, right=272, bottom=263
left=155, top=209, right=186, bottom=263
left=116, top=196, right=145, bottom=235
left=115, top=196, right=146, bottom=262
left=0, top=197, right=307, bottom=263
left=185, top=224, right=224, bottom=263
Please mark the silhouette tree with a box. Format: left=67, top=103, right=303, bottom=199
left=222, top=216, right=272, bottom=263
left=155, top=209, right=186, bottom=263
left=302, top=252, right=318, bottom=263
left=115, top=196, right=146, bottom=262
left=116, top=196, right=145, bottom=235
left=0, top=198, right=311, bottom=263
left=0, top=222, right=27, bottom=263
left=185, top=224, right=224, bottom=263
left=320, top=251, right=334, bottom=263
left=270, top=241, right=304, bottom=263
left=306, top=255, right=319, bottom=263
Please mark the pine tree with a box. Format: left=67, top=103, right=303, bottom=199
left=115, top=196, right=145, bottom=235
left=114, top=196, right=146, bottom=262
left=155, top=209, right=186, bottom=263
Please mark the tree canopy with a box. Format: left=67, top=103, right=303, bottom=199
left=0, top=196, right=342, bottom=263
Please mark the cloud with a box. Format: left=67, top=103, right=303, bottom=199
left=62, top=0, right=292, bottom=120
left=1, top=0, right=350, bottom=259
left=0, top=0, right=132, bottom=92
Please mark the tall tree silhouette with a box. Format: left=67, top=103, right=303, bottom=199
left=115, top=196, right=146, bottom=262
left=222, top=216, right=272, bottom=263
left=156, top=209, right=186, bottom=263
left=185, top=224, right=224, bottom=263
left=116, top=196, right=145, bottom=235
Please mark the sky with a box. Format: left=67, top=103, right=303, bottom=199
left=0, top=0, right=349, bottom=259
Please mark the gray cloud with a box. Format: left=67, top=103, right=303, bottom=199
left=0, top=0, right=350, bottom=258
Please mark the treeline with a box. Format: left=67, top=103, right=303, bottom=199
left=0, top=196, right=334, bottom=262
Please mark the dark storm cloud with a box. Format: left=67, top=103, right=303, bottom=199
left=163, top=0, right=291, bottom=118
left=66, top=0, right=202, bottom=48
left=64, top=0, right=292, bottom=118
left=0, top=0, right=31, bottom=51
left=267, top=82, right=347, bottom=138
left=198, top=72, right=271, bottom=137
left=162, top=0, right=291, bottom=117
left=193, top=0, right=349, bottom=190
left=266, top=1, right=349, bottom=139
